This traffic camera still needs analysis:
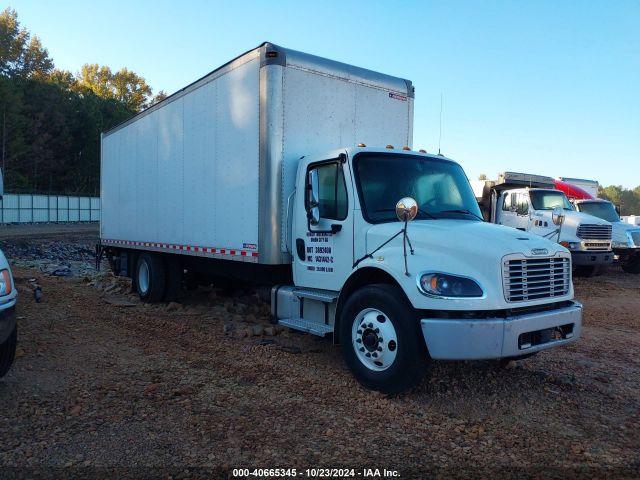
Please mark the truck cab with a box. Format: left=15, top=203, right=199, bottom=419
left=0, top=169, right=18, bottom=378
left=273, top=148, right=582, bottom=392
left=572, top=199, right=640, bottom=273
left=475, top=173, right=613, bottom=276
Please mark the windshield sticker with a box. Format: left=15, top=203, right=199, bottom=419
left=305, top=232, right=334, bottom=273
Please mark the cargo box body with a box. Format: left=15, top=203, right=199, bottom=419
left=101, top=43, right=414, bottom=265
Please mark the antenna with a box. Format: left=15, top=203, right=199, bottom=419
left=438, top=92, right=443, bottom=155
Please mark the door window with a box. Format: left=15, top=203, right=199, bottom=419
left=315, top=163, right=348, bottom=221
left=515, top=194, right=529, bottom=215
left=502, top=193, right=513, bottom=211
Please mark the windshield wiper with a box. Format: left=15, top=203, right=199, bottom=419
left=437, top=209, right=484, bottom=221
left=374, top=208, right=437, bottom=220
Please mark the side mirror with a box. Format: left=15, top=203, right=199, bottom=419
left=395, top=197, right=418, bottom=222
left=552, top=206, right=565, bottom=226
left=615, top=204, right=621, bottom=216
left=306, top=169, right=320, bottom=226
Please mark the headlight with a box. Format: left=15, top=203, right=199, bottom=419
left=0, top=269, right=12, bottom=296
left=417, top=272, right=483, bottom=298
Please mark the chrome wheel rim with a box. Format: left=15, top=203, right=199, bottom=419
left=352, top=308, right=398, bottom=372
left=138, top=260, right=150, bottom=295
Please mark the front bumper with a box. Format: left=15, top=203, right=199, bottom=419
left=420, top=301, right=582, bottom=360
left=571, top=250, right=613, bottom=266
left=0, top=302, right=16, bottom=344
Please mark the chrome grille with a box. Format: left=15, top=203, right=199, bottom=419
left=631, top=231, right=640, bottom=247
left=576, top=224, right=612, bottom=240
left=503, top=257, right=571, bottom=302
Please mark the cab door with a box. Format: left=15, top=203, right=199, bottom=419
left=292, top=155, right=354, bottom=291
left=498, top=191, right=518, bottom=228
left=513, top=193, right=531, bottom=231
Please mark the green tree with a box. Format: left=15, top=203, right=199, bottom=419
left=151, top=89, right=168, bottom=106
left=78, top=64, right=153, bottom=112
left=600, top=185, right=640, bottom=216
left=0, top=8, right=53, bottom=77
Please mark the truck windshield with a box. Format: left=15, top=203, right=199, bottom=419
left=529, top=191, right=573, bottom=211
left=353, top=153, right=482, bottom=223
left=577, top=201, right=620, bottom=222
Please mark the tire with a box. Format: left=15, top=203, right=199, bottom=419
left=0, top=325, right=17, bottom=378
left=338, top=284, right=428, bottom=394
left=164, top=255, right=183, bottom=302
left=135, top=253, right=166, bottom=302
left=621, top=253, right=640, bottom=274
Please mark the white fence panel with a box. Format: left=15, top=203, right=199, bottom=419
left=0, top=194, right=100, bottom=224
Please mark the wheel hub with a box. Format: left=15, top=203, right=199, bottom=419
left=362, top=330, right=378, bottom=351
left=352, top=308, right=398, bottom=372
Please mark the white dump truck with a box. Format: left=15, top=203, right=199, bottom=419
left=99, top=43, right=582, bottom=393
left=0, top=168, right=18, bottom=378
left=473, top=172, right=613, bottom=277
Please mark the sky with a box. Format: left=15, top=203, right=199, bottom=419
left=10, top=0, right=640, bottom=187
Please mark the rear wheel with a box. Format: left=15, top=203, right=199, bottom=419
left=0, top=325, right=17, bottom=378
left=621, top=253, right=640, bottom=274
left=339, top=284, right=428, bottom=394
left=135, top=253, right=166, bottom=302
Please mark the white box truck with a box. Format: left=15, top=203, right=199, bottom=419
left=100, top=43, right=582, bottom=393
left=473, top=172, right=613, bottom=276
left=0, top=169, right=18, bottom=378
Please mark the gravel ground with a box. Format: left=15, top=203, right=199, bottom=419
left=0, top=225, right=638, bottom=479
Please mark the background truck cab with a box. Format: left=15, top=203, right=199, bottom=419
left=553, top=179, right=640, bottom=274
left=474, top=172, right=613, bottom=276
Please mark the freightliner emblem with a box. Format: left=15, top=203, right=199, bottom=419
left=531, top=248, right=548, bottom=256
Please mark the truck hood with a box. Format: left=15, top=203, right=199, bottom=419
left=612, top=221, right=640, bottom=248
left=533, top=209, right=611, bottom=228
left=362, top=220, right=571, bottom=311
left=532, top=210, right=611, bottom=243
left=366, top=219, right=566, bottom=263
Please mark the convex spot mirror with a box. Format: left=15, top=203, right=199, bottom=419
left=396, top=197, right=418, bottom=222
left=552, top=206, right=565, bottom=226
left=307, top=169, right=320, bottom=226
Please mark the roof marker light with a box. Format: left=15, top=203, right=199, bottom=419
left=419, top=149, right=427, bottom=153
left=357, top=143, right=366, bottom=147
left=386, top=145, right=394, bottom=149
left=402, top=146, right=411, bottom=151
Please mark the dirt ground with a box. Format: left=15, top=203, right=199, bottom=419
left=0, top=225, right=638, bottom=479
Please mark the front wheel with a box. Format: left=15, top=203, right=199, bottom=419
left=339, top=284, right=428, bottom=394
left=621, top=253, right=640, bottom=274
left=0, top=325, right=17, bottom=378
